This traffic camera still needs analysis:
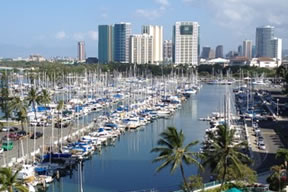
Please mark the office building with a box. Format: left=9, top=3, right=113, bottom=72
left=271, top=38, right=282, bottom=61
left=252, top=45, right=256, bottom=58
left=209, top=49, right=215, bottom=59
left=238, top=45, right=243, bottom=57
left=201, top=47, right=211, bottom=59
left=78, top=41, right=86, bottom=62
left=114, top=22, right=132, bottom=63
left=163, top=40, right=173, bottom=62
left=215, top=45, right=224, bottom=58
left=256, top=25, right=274, bottom=57
left=98, top=25, right=114, bottom=64
left=130, top=34, right=153, bottom=64
left=243, top=40, right=252, bottom=59
left=173, top=21, right=200, bottom=65
left=142, top=25, right=163, bottom=64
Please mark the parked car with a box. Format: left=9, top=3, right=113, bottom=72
left=17, top=130, right=28, bottom=137
left=1, top=126, right=18, bottom=132
left=2, top=140, right=14, bottom=151
left=2, top=133, right=21, bottom=141
left=30, top=132, right=43, bottom=139
left=257, top=139, right=265, bottom=145
left=258, top=143, right=266, bottom=150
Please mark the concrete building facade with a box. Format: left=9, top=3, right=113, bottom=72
left=215, top=45, right=224, bottom=58
left=172, top=21, right=200, bottom=65
left=114, top=22, right=132, bottom=63
left=130, top=34, right=153, bottom=64
left=77, top=41, right=86, bottom=62
left=142, top=25, right=163, bottom=64
left=98, top=25, right=114, bottom=64
left=243, top=40, right=253, bottom=59
left=163, top=40, right=173, bottom=63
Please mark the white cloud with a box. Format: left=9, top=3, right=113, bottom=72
left=55, top=31, right=66, bottom=40
left=184, top=0, right=288, bottom=40
left=136, top=0, right=170, bottom=19
left=88, top=31, right=98, bottom=41
left=136, top=9, right=161, bottom=19
left=155, top=0, right=169, bottom=6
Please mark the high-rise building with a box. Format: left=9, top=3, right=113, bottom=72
left=173, top=21, right=200, bottom=65
left=98, top=25, right=114, bottom=64
left=114, top=22, right=132, bottom=63
left=271, top=38, right=282, bottom=61
left=215, top=45, right=224, bottom=58
left=252, top=45, right=256, bottom=58
left=163, top=40, right=173, bottom=62
left=201, top=47, right=211, bottom=59
left=209, top=49, right=215, bottom=59
left=256, top=25, right=274, bottom=57
left=142, top=25, right=163, bottom=64
left=243, top=40, right=253, bottom=59
left=130, top=34, right=153, bottom=64
left=77, top=41, right=86, bottom=62
left=238, top=45, right=243, bottom=56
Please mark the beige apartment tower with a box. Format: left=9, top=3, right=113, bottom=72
left=243, top=40, right=252, bottom=59
left=78, top=41, right=86, bottom=62
left=142, top=25, right=163, bottom=64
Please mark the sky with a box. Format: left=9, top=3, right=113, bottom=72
left=0, top=0, right=287, bottom=58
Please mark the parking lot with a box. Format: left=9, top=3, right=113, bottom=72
left=246, top=120, right=283, bottom=169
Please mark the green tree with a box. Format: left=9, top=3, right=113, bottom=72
left=151, top=127, right=203, bottom=191
left=276, top=148, right=288, bottom=165
left=202, top=125, right=251, bottom=190
left=0, top=71, right=12, bottom=122
left=38, top=89, right=51, bottom=108
left=267, top=165, right=288, bottom=191
left=181, top=175, right=203, bottom=192
left=26, top=87, right=41, bottom=121
left=9, top=97, right=28, bottom=131
left=0, top=167, right=28, bottom=192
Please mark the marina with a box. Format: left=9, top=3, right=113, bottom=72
left=0, top=69, right=234, bottom=191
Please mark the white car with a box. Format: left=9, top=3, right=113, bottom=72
left=258, top=143, right=266, bottom=150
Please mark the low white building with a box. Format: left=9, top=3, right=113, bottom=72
left=250, top=57, right=279, bottom=68
left=207, top=58, right=230, bottom=66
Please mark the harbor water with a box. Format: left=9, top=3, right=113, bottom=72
left=47, top=85, right=230, bottom=192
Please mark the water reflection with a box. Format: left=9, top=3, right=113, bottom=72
left=47, top=85, right=232, bottom=192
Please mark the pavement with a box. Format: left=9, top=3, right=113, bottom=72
left=0, top=111, right=99, bottom=166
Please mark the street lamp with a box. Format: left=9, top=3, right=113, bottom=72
left=277, top=98, right=279, bottom=116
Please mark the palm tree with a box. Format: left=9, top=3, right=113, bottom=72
left=26, top=87, right=41, bottom=121
left=276, top=148, right=288, bottom=166
left=39, top=89, right=51, bottom=109
left=151, top=127, right=203, bottom=190
left=0, top=71, right=12, bottom=122
left=202, top=124, right=251, bottom=190
left=0, top=167, right=28, bottom=192
left=9, top=97, right=28, bottom=131
left=267, top=165, right=287, bottom=191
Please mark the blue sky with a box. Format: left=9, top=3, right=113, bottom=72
left=0, top=0, right=287, bottom=58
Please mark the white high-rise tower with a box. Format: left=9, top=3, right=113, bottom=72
left=173, top=21, right=200, bottom=65
left=130, top=34, right=153, bottom=64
